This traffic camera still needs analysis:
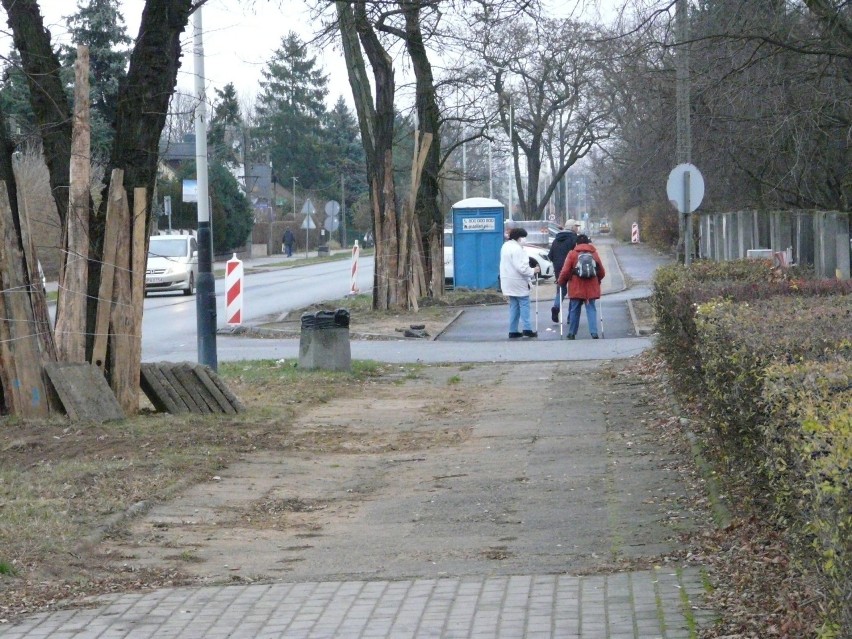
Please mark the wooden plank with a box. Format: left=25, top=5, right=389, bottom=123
left=91, top=169, right=124, bottom=372
left=16, top=188, right=58, bottom=364
left=160, top=364, right=201, bottom=413
left=174, top=364, right=214, bottom=413
left=139, top=363, right=183, bottom=414
left=55, top=44, right=91, bottom=363
left=0, top=271, right=20, bottom=414
left=152, top=364, right=191, bottom=413
left=191, top=364, right=238, bottom=414
left=129, top=189, right=146, bottom=404
left=0, top=182, right=49, bottom=417
left=204, top=366, right=246, bottom=412
left=43, top=362, right=124, bottom=422
left=109, top=184, right=137, bottom=414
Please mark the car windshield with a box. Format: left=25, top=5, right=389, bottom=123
left=149, top=238, right=187, bottom=258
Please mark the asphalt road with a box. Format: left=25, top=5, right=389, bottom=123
left=139, top=238, right=666, bottom=364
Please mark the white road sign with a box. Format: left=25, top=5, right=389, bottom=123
left=666, top=163, right=705, bottom=213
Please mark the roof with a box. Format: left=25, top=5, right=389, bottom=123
left=452, top=197, right=504, bottom=209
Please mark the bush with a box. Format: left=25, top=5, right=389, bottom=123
left=652, top=259, right=849, bottom=394
left=694, top=295, right=851, bottom=446
left=761, top=361, right=852, bottom=634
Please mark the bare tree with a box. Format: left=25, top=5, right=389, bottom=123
left=2, top=0, right=202, bottom=360
left=595, top=0, right=850, bottom=244
left=478, top=17, right=618, bottom=220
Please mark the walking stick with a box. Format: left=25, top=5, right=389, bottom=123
left=559, top=285, right=564, bottom=339
left=534, top=273, right=539, bottom=333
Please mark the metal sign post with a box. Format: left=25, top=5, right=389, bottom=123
left=666, top=163, right=704, bottom=266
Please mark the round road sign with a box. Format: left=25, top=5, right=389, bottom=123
left=666, top=163, right=704, bottom=213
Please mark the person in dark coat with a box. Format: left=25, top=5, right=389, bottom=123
left=556, top=234, right=606, bottom=339
left=282, top=228, right=295, bottom=257
left=547, top=219, right=580, bottom=322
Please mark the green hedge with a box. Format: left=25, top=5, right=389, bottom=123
left=695, top=296, right=851, bottom=445
left=651, top=260, right=851, bottom=633
left=652, top=259, right=848, bottom=394
left=761, top=361, right=852, bottom=635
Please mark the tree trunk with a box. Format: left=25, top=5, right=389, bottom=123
left=402, top=2, right=444, bottom=297
left=86, top=0, right=194, bottom=353
left=3, top=0, right=195, bottom=365
left=336, top=1, right=405, bottom=310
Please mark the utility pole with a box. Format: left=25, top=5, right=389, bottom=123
left=676, top=0, right=693, bottom=264
left=508, top=98, right=513, bottom=220
left=487, top=126, right=493, bottom=198
left=462, top=130, right=467, bottom=200
left=193, top=7, right=217, bottom=370
left=341, top=173, right=346, bottom=247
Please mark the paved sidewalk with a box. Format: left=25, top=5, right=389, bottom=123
left=2, top=569, right=711, bottom=638
left=6, top=240, right=716, bottom=638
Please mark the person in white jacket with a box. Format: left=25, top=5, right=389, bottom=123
left=499, top=227, right=540, bottom=338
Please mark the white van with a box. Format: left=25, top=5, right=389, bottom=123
left=145, top=234, right=198, bottom=296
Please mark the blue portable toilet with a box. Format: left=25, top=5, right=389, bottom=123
left=451, top=197, right=505, bottom=289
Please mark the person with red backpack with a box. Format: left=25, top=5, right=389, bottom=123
left=555, top=234, right=606, bottom=340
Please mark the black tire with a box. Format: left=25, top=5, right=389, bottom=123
left=183, top=272, right=195, bottom=296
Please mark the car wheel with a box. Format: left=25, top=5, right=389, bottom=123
left=183, top=272, right=195, bottom=296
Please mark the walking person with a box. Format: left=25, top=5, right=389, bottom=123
left=556, top=234, right=605, bottom=340
left=547, top=219, right=580, bottom=322
left=282, top=227, right=295, bottom=257
left=500, top=227, right=540, bottom=339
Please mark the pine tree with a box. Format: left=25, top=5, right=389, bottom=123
left=325, top=96, right=367, bottom=212
left=209, top=83, right=243, bottom=166
left=254, top=32, right=329, bottom=191
left=62, top=0, right=132, bottom=159
left=0, top=49, right=39, bottom=144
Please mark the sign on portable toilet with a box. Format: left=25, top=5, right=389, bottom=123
left=451, top=197, right=505, bottom=289
left=631, top=223, right=640, bottom=244
left=225, top=253, right=243, bottom=325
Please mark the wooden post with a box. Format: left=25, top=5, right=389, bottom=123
left=91, top=169, right=124, bottom=373
left=109, top=184, right=136, bottom=413
left=0, top=183, right=49, bottom=417
left=126, top=188, right=147, bottom=410
left=55, top=44, right=91, bottom=363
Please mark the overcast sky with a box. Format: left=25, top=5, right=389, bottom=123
left=27, top=0, right=353, bottom=106
left=18, top=0, right=619, bottom=110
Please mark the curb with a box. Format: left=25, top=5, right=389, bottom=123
left=432, top=309, right=465, bottom=340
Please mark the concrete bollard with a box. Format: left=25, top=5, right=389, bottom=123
left=298, top=309, right=351, bottom=372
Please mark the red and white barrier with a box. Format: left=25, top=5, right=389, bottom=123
left=349, top=241, right=360, bottom=295
left=225, top=253, right=243, bottom=326
left=631, top=222, right=640, bottom=244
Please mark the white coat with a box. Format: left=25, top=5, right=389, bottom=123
left=499, top=239, right=535, bottom=297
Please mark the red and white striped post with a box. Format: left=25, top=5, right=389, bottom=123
left=631, top=222, right=640, bottom=244
left=225, top=253, right=243, bottom=326
left=348, top=240, right=360, bottom=295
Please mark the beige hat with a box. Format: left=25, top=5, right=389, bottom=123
left=566, top=219, right=580, bottom=227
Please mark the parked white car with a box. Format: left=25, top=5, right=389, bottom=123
left=523, top=245, right=555, bottom=281
left=145, top=234, right=198, bottom=296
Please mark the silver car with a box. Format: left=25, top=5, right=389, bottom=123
left=145, top=234, right=198, bottom=296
